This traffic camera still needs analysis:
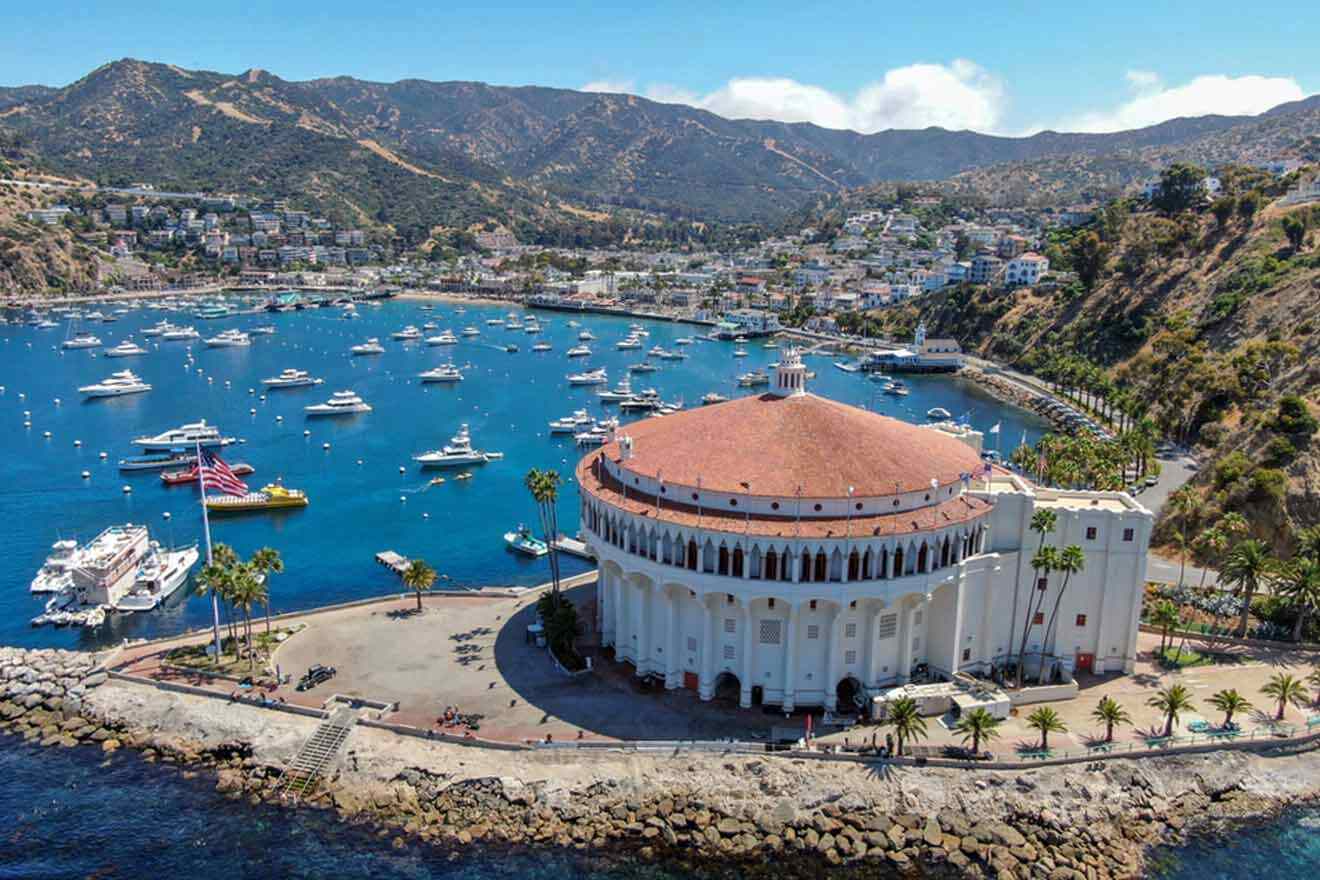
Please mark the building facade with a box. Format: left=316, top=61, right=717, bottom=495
left=578, top=352, right=1151, bottom=711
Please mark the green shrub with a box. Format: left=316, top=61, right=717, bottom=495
left=1272, top=395, right=1318, bottom=437
left=1248, top=468, right=1288, bottom=504
left=1262, top=435, right=1297, bottom=466
left=1213, top=451, right=1252, bottom=489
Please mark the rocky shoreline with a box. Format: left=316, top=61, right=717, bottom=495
left=3, top=646, right=1318, bottom=878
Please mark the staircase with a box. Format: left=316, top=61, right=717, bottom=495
left=281, top=706, right=357, bottom=801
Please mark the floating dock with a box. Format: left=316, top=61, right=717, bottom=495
left=551, top=535, right=595, bottom=561
left=375, top=550, right=411, bottom=576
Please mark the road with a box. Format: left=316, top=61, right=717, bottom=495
left=1137, top=450, right=1218, bottom=587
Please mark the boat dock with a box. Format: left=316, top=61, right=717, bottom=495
left=551, top=534, right=595, bottom=561
left=375, top=550, right=411, bottom=576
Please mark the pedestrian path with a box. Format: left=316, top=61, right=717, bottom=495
left=281, top=706, right=357, bottom=801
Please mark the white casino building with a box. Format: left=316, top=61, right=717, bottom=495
left=577, top=350, right=1152, bottom=711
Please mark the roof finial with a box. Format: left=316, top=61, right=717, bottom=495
left=770, top=346, right=807, bottom=397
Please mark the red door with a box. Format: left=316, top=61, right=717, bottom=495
left=683, top=672, right=699, bottom=691
left=1075, top=653, right=1094, bottom=674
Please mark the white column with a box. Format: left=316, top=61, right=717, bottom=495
left=946, top=580, right=964, bottom=679
left=824, top=605, right=843, bottom=711
left=599, top=569, right=612, bottom=646
left=781, top=602, right=799, bottom=711
left=739, top=602, right=753, bottom=708
left=896, top=598, right=914, bottom=684
left=613, top=570, right=628, bottom=661
left=698, top=596, right=716, bottom=700
left=665, top=588, right=681, bottom=689
left=635, top=580, right=651, bottom=675
left=865, top=602, right=883, bottom=687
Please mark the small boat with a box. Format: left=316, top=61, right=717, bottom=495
left=429, top=476, right=446, bottom=486
left=524, top=322, right=541, bottom=334
left=29, top=539, right=80, bottom=594
left=419, top=364, right=464, bottom=383
left=79, top=370, right=152, bottom=398
left=701, top=392, right=729, bottom=406
left=566, top=345, right=592, bottom=358
left=419, top=304, right=435, bottom=312
left=504, top=524, right=548, bottom=557
left=104, top=340, right=148, bottom=358
left=833, top=361, right=860, bottom=373
left=485, top=318, right=503, bottom=326
left=205, top=329, right=251, bottom=347
left=422, top=322, right=438, bottom=331
left=161, top=325, right=201, bottom=341
left=248, top=325, right=276, bottom=335
left=596, top=376, right=636, bottom=402
left=737, top=370, right=769, bottom=387
left=119, top=453, right=197, bottom=472
left=567, top=367, right=608, bottom=386
left=160, top=462, right=253, bottom=485
left=763, top=340, right=780, bottom=349
left=205, top=483, right=309, bottom=513
left=454, top=472, right=473, bottom=481
left=578, top=330, right=595, bottom=341
left=926, top=407, right=952, bottom=420
left=616, top=335, right=643, bottom=350
left=532, top=341, right=552, bottom=352
left=392, top=325, right=423, bottom=340
left=885, top=381, right=907, bottom=396
left=262, top=368, right=323, bottom=388
left=505, top=343, right=519, bottom=353
left=63, top=332, right=103, bottom=350
left=461, top=326, right=481, bottom=337
left=733, top=348, right=749, bottom=357
left=549, top=410, right=593, bottom=433
left=350, top=338, right=385, bottom=355
left=305, top=390, right=372, bottom=415
left=629, top=361, right=659, bottom=373
left=674, top=337, right=694, bottom=346
left=425, top=330, right=458, bottom=345
left=141, top=320, right=174, bottom=337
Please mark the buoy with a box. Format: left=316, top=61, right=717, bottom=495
left=275, top=415, right=283, bottom=422
left=357, top=459, right=363, bottom=465
left=43, top=431, right=51, bottom=438
left=238, top=438, right=246, bottom=444
left=81, top=470, right=90, bottom=479
left=53, top=398, right=61, bottom=406
left=399, top=466, right=405, bottom=474
left=225, top=380, right=231, bottom=387
left=74, top=440, right=82, bottom=447
left=323, top=442, right=330, bottom=450
left=249, top=408, right=256, bottom=414
left=19, top=392, right=25, bottom=400
left=400, top=496, right=406, bottom=502
left=162, top=512, right=171, bottom=520
left=122, top=485, right=132, bottom=493
left=423, top=512, right=429, bottom=519
left=303, top=429, right=311, bottom=437
left=248, top=388, right=254, bottom=394
left=99, top=451, right=107, bottom=459
left=207, top=377, right=213, bottom=383
left=259, top=395, right=266, bottom=402
left=23, top=410, right=30, bottom=417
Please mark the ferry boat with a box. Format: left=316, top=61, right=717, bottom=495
left=419, top=364, right=464, bottom=383
left=350, top=338, right=385, bottom=355
left=262, top=368, right=323, bottom=388
left=205, top=329, right=251, bottom=347
left=629, top=361, right=659, bottom=373
left=160, top=461, right=254, bottom=485
left=104, top=340, right=148, bottom=358
left=566, top=367, right=608, bottom=386
left=596, top=376, right=636, bottom=402
left=413, top=424, right=498, bottom=468
left=115, top=543, right=199, bottom=612
left=737, top=369, right=769, bottom=387
left=79, top=369, right=152, bottom=398
left=133, top=420, right=232, bottom=450
left=616, top=335, right=643, bottom=350
left=305, top=390, right=372, bottom=416
left=392, top=325, right=423, bottom=340
left=425, top=330, right=458, bottom=345
left=566, top=345, right=592, bottom=358
left=66, top=523, right=151, bottom=608
left=548, top=410, right=593, bottom=433
left=29, top=539, right=80, bottom=594
left=205, top=483, right=309, bottom=513
left=63, top=332, right=103, bottom=350
left=926, top=407, right=952, bottom=420
left=531, top=341, right=552, bottom=352
left=504, top=524, right=548, bottom=558
left=461, top=326, right=481, bottom=337
left=161, top=325, right=201, bottom=341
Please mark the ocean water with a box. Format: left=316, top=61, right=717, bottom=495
left=0, top=299, right=1047, bottom=651
left=1149, top=807, right=1320, bottom=879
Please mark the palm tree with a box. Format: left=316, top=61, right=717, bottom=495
left=1294, top=525, right=1320, bottom=561
left=249, top=546, right=283, bottom=636
left=1221, top=539, right=1278, bottom=638
left=1149, top=599, right=1181, bottom=658
left=195, top=554, right=237, bottom=661
left=1009, top=509, right=1056, bottom=683
left=1025, top=706, right=1067, bottom=751
left=1015, top=544, right=1058, bottom=688
left=1091, top=696, right=1131, bottom=743
left=1275, top=557, right=1320, bottom=643
left=228, top=563, right=265, bottom=670
left=1042, top=544, right=1086, bottom=677
left=1308, top=668, right=1320, bottom=705
left=524, top=468, right=564, bottom=603
left=1147, top=683, right=1195, bottom=737
left=953, top=707, right=1002, bottom=754
left=1166, top=486, right=1199, bottom=590
left=1261, top=672, right=1307, bottom=720
left=883, top=696, right=928, bottom=756
left=402, top=559, right=438, bottom=613
left=1208, top=689, right=1252, bottom=728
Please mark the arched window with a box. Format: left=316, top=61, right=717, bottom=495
left=800, top=550, right=813, bottom=582
left=718, top=544, right=730, bottom=576
left=749, top=546, right=762, bottom=579
left=861, top=548, right=872, bottom=580
left=848, top=550, right=860, bottom=581
left=687, top=539, right=698, bottom=571
left=892, top=546, right=904, bottom=577
left=917, top=542, right=929, bottom=573
left=829, top=548, right=843, bottom=582
left=703, top=540, right=716, bottom=574
left=732, top=547, right=744, bottom=578
left=814, top=550, right=828, bottom=582
left=765, top=548, right=778, bottom=581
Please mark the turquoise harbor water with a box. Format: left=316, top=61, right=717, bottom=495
left=0, top=297, right=1047, bottom=650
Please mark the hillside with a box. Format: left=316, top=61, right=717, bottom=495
left=862, top=175, right=1320, bottom=549
left=0, top=147, right=106, bottom=293
left=2, top=59, right=1315, bottom=224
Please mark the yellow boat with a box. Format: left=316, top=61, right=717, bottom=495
left=205, top=483, right=309, bottom=513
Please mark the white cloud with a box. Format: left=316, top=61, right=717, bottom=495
left=1054, top=72, right=1305, bottom=133
left=582, top=59, right=1006, bottom=134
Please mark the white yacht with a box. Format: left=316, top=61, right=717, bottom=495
left=575, top=417, right=619, bottom=446
left=505, top=317, right=524, bottom=331
left=422, top=322, right=438, bottom=331
left=29, top=539, right=80, bottom=594
left=548, top=410, right=593, bottom=433
left=578, top=330, right=595, bottom=341
left=305, top=390, right=372, bottom=416
left=675, top=337, right=694, bottom=346
left=596, top=376, right=635, bottom=402
left=205, top=329, right=251, bottom=347
left=628, top=323, right=648, bottom=336
left=616, top=335, right=643, bottom=350
left=63, top=332, right=103, bottom=350
left=485, top=317, right=503, bottom=326
left=79, top=370, right=152, bottom=398
left=926, top=407, right=953, bottom=420
left=737, top=370, right=770, bottom=387
left=392, top=325, right=423, bottom=340
left=733, top=347, right=749, bottom=357
left=531, top=341, right=552, bottom=352
left=461, top=326, right=481, bottom=337
left=524, top=321, right=541, bottom=334
left=133, top=420, right=233, bottom=450
left=413, top=424, right=498, bottom=467
left=104, top=340, right=148, bottom=358
left=161, top=325, right=201, bottom=341
left=262, top=368, right=324, bottom=388
left=350, top=338, right=385, bottom=355
left=249, top=325, right=277, bottom=335
left=141, top=320, right=174, bottom=337
left=115, top=543, right=199, bottom=612
left=425, top=330, right=458, bottom=345
left=629, top=361, right=659, bottom=373
left=567, top=367, right=608, bottom=386
left=419, top=364, right=464, bottom=383
left=566, top=344, right=592, bottom=358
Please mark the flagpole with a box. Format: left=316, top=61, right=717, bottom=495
left=197, top=441, right=221, bottom=661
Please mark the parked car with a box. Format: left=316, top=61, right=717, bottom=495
left=1144, top=475, right=1159, bottom=487
left=296, top=663, right=337, bottom=691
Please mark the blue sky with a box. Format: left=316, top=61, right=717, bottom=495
left=3, top=1, right=1317, bottom=135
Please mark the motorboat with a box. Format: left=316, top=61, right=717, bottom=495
left=578, top=330, right=595, bottom=341
left=628, top=323, right=648, bottom=336
left=927, top=407, right=952, bottom=420
left=119, top=453, right=197, bottom=471
left=701, top=392, right=729, bottom=406
left=566, top=345, right=592, bottom=358
left=629, top=361, right=659, bottom=373
left=161, top=325, right=201, bottom=341
left=262, top=368, right=323, bottom=388
left=461, top=326, right=480, bottom=337
left=532, top=341, right=552, bottom=352
left=616, top=335, right=643, bottom=350
left=654, top=347, right=686, bottom=360
left=596, top=376, right=635, bottom=402
left=485, top=317, right=503, bottom=326
left=205, top=329, right=251, bottom=347
left=505, top=317, right=524, bottom=331
left=833, top=361, right=860, bottom=373
left=737, top=370, right=769, bottom=387
left=505, top=343, right=519, bottom=353
left=733, top=347, right=749, bottom=357
left=675, top=337, right=694, bottom=346
left=249, top=325, right=276, bottom=335
left=141, top=320, right=174, bottom=337
left=63, top=332, right=103, bottom=350
left=413, top=424, right=499, bottom=467
left=160, top=461, right=253, bottom=485
left=524, top=322, right=541, bottom=334
left=885, top=381, right=908, bottom=396
left=549, top=410, right=593, bottom=433
left=29, top=539, right=80, bottom=594
left=305, top=390, right=372, bottom=415
left=422, top=322, right=438, bottom=331
left=419, top=364, right=464, bottom=383
left=392, top=325, right=423, bottom=340
left=205, top=483, right=309, bottom=513
left=425, top=330, right=458, bottom=345
left=79, top=370, right=152, bottom=398
left=104, top=340, right=147, bottom=358
left=350, top=338, right=385, bottom=355
left=504, top=524, right=548, bottom=558
left=115, top=544, right=199, bottom=612
left=567, top=367, right=608, bottom=386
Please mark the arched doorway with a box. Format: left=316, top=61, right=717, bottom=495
left=835, top=676, right=862, bottom=714
left=713, top=671, right=741, bottom=704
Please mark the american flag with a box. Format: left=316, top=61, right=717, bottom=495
left=199, top=448, right=249, bottom=496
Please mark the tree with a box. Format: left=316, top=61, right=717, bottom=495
left=524, top=468, right=565, bottom=604
left=1208, top=689, right=1252, bottom=728
left=953, top=707, right=1002, bottom=754
left=536, top=591, right=581, bottom=667
left=249, top=546, right=283, bottom=636
left=1261, top=672, right=1307, bottom=720
left=1211, top=196, right=1237, bottom=227
left=1025, top=706, right=1067, bottom=751
left=1071, top=231, right=1109, bottom=290
left=1153, top=163, right=1207, bottom=214
left=1167, top=486, right=1200, bottom=590
left=1041, top=544, right=1086, bottom=676
left=1308, top=668, right=1320, bottom=705
left=883, top=696, right=928, bottom=756
left=1282, top=213, right=1308, bottom=252
left=196, top=546, right=239, bottom=662
left=228, top=563, right=266, bottom=670
left=1275, top=557, right=1320, bottom=643
left=1091, top=696, right=1131, bottom=743
left=1149, top=599, right=1182, bottom=657
left=1012, top=510, right=1056, bottom=686
left=1221, top=539, right=1278, bottom=637
left=1147, top=683, right=1195, bottom=737
left=402, top=559, right=438, bottom=613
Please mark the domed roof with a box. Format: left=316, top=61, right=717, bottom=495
left=608, top=392, right=983, bottom=498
